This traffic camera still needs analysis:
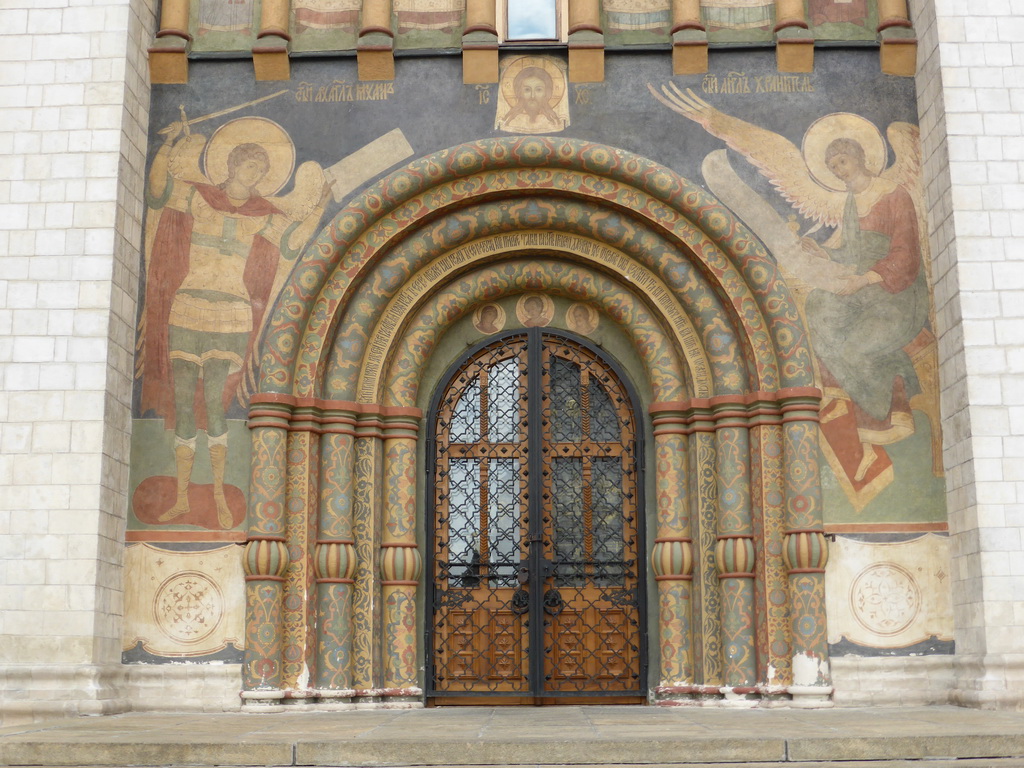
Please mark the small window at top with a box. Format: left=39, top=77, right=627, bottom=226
left=503, top=0, right=564, bottom=42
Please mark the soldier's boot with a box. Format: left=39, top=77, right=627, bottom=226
left=209, top=443, right=233, bottom=530
left=159, top=445, right=195, bottom=521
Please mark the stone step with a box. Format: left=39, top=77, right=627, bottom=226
left=2, top=707, right=1024, bottom=767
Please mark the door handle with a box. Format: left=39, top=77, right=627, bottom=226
left=543, top=588, right=564, bottom=616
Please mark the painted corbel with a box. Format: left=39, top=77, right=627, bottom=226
left=568, top=0, right=604, bottom=83
left=671, top=0, right=707, bottom=75
left=463, top=0, right=498, bottom=84
left=358, top=0, right=395, bottom=81
left=253, top=0, right=291, bottom=81
left=774, top=0, right=813, bottom=73
left=149, top=0, right=190, bottom=84
left=878, top=0, right=917, bottom=77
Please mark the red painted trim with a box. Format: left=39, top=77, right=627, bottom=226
left=773, top=20, right=809, bottom=32
left=316, top=578, right=356, bottom=584
left=654, top=536, right=693, bottom=543
left=245, top=575, right=286, bottom=582
left=257, top=28, right=292, bottom=41
left=316, top=539, right=356, bottom=546
left=670, top=22, right=706, bottom=34
left=825, top=522, right=947, bottom=533
left=463, top=24, right=498, bottom=35
left=156, top=28, right=192, bottom=41
left=381, top=541, right=418, bottom=548
left=126, top=530, right=244, bottom=542
left=787, top=568, right=826, bottom=574
left=382, top=580, right=420, bottom=586
left=654, top=574, right=693, bottom=582
left=878, top=18, right=914, bottom=31
left=246, top=535, right=288, bottom=543
left=359, top=25, right=394, bottom=37
left=569, top=23, right=603, bottom=34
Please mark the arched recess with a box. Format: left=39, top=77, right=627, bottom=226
left=241, top=138, right=832, bottom=709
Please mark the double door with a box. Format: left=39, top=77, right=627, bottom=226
left=426, top=329, right=645, bottom=703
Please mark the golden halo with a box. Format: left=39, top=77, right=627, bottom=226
left=802, top=113, right=886, bottom=192
left=500, top=56, right=566, bottom=110
left=203, top=117, right=295, bottom=197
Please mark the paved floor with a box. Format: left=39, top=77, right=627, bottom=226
left=3, top=706, right=1024, bottom=767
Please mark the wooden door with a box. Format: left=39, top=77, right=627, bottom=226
left=427, top=329, right=645, bottom=703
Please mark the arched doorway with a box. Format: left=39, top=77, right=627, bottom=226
left=427, top=329, right=646, bottom=704
left=241, top=137, right=832, bottom=709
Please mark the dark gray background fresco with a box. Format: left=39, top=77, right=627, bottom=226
left=138, top=47, right=919, bottom=420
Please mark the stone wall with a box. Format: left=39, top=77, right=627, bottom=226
left=0, top=0, right=155, bottom=724
left=911, top=0, right=1024, bottom=709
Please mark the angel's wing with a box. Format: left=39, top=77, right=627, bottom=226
left=266, top=160, right=325, bottom=220
left=648, top=83, right=846, bottom=228
left=880, top=122, right=920, bottom=191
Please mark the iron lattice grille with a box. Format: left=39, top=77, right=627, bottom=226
left=428, top=329, right=644, bottom=699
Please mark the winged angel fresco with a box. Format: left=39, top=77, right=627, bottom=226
left=136, top=112, right=330, bottom=529
left=650, top=83, right=937, bottom=507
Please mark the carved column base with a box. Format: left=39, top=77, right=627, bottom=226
left=672, top=26, right=708, bottom=74
left=880, top=37, right=917, bottom=76
left=358, top=47, right=395, bottom=81
left=253, top=35, right=290, bottom=81
left=149, top=38, right=188, bottom=84
left=788, top=684, right=835, bottom=708
left=463, top=46, right=498, bottom=84
left=776, top=40, right=813, bottom=73
left=569, top=46, right=605, bottom=83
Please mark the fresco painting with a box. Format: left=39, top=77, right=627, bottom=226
left=130, top=49, right=947, bottom=667
left=395, top=0, right=466, bottom=49
left=494, top=56, right=570, bottom=134
left=193, top=0, right=255, bottom=51
left=603, top=0, right=671, bottom=45
left=700, top=0, right=774, bottom=41
left=649, top=83, right=942, bottom=516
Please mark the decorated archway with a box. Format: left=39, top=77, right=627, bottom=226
left=241, top=138, right=832, bottom=708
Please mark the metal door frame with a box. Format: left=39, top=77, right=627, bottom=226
left=424, top=326, right=648, bottom=702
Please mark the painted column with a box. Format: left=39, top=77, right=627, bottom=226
left=712, top=399, right=757, bottom=690
left=281, top=406, right=320, bottom=693
left=358, top=0, right=395, bottom=81
left=462, top=0, right=498, bottom=84
left=779, top=389, right=831, bottom=707
left=568, top=0, right=605, bottom=83
left=253, top=0, right=291, bottom=80
left=877, top=0, right=916, bottom=76
left=649, top=405, right=694, bottom=693
left=351, top=412, right=385, bottom=693
left=149, top=0, right=190, bottom=83
left=774, top=0, right=813, bottom=73
left=671, top=0, right=707, bottom=75
left=314, top=403, right=360, bottom=699
left=691, top=410, right=723, bottom=688
left=379, top=408, right=423, bottom=695
left=750, top=420, right=791, bottom=693
left=242, top=398, right=292, bottom=703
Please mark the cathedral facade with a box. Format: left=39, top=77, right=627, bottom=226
left=1, top=0, right=1021, bottom=721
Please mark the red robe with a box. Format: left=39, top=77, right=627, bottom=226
left=140, top=183, right=282, bottom=429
